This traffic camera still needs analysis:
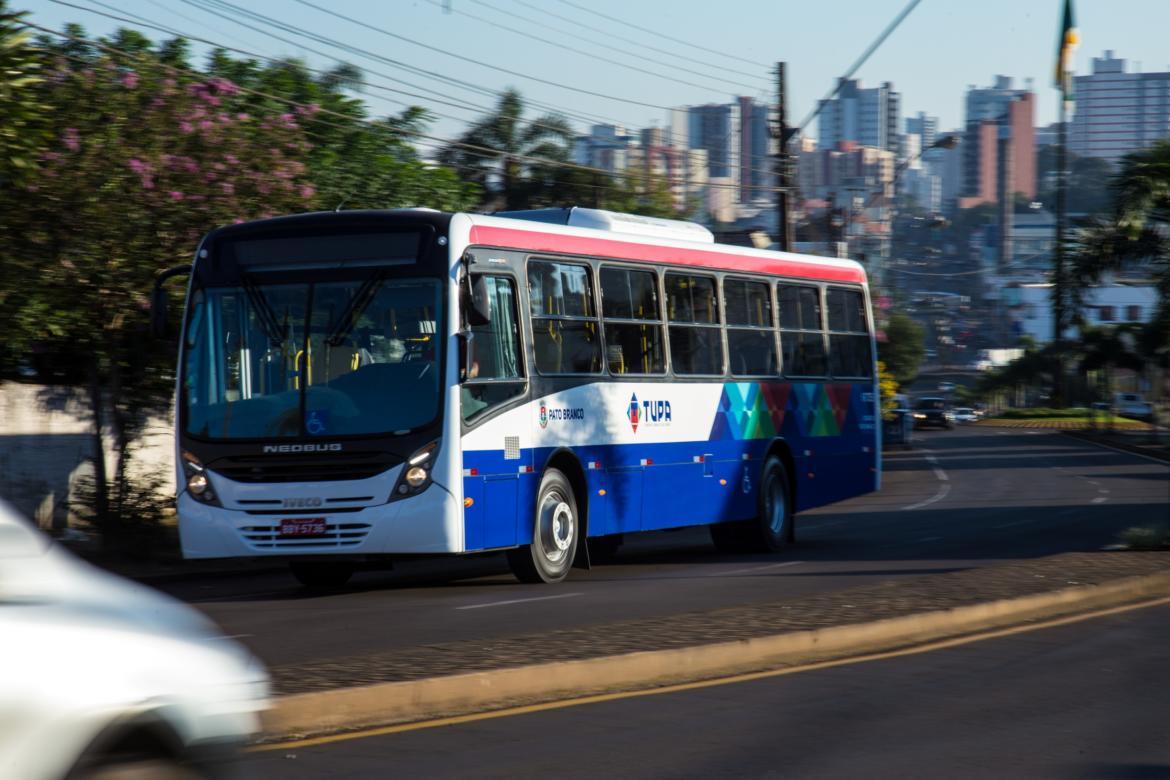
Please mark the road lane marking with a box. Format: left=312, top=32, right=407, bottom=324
left=455, top=593, right=583, bottom=611
left=252, top=594, right=1170, bottom=753
left=911, top=536, right=943, bottom=544
left=902, top=482, right=950, bottom=511
left=1092, top=497, right=1108, bottom=504
left=711, top=561, right=804, bottom=577
left=932, top=467, right=948, bottom=481
left=1063, top=435, right=1170, bottom=466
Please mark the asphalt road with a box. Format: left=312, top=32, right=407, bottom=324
left=244, top=598, right=1170, bottom=779
left=160, top=427, right=1169, bottom=667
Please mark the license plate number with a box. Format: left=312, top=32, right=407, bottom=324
left=279, top=518, right=327, bottom=537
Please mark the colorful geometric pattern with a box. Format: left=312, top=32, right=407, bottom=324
left=709, top=382, right=791, bottom=440
left=710, top=382, right=854, bottom=440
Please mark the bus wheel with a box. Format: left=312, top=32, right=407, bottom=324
left=289, top=561, right=355, bottom=589
left=507, top=468, right=577, bottom=583
left=755, top=456, right=793, bottom=552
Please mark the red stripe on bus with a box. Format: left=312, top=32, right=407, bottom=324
left=468, top=226, right=866, bottom=284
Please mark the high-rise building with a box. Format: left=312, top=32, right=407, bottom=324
left=959, top=77, right=1035, bottom=207
left=737, top=96, right=773, bottom=203
left=817, top=79, right=901, bottom=156
left=687, top=103, right=741, bottom=183
left=1070, top=51, right=1170, bottom=163
left=905, top=111, right=938, bottom=151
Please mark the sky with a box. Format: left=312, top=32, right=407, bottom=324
left=24, top=0, right=1170, bottom=151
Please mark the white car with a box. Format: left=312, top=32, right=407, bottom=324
left=952, top=407, right=979, bottom=423
left=1114, top=392, right=1153, bottom=421
left=0, top=502, right=268, bottom=779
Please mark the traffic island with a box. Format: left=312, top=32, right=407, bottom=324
left=257, top=551, right=1170, bottom=742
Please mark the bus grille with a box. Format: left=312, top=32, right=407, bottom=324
left=211, top=453, right=398, bottom=483
left=239, top=522, right=372, bottom=549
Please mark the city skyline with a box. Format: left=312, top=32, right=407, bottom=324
left=27, top=0, right=1170, bottom=147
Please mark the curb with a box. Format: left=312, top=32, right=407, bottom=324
left=260, top=570, right=1170, bottom=740
left=1063, top=430, right=1170, bottom=464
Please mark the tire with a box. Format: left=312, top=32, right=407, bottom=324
left=710, top=456, right=793, bottom=553
left=754, top=456, right=794, bottom=552
left=507, top=468, right=578, bottom=583
left=289, top=561, right=355, bottom=588
left=76, top=758, right=204, bottom=780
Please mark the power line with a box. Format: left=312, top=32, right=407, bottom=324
left=29, top=22, right=784, bottom=195
left=48, top=1, right=780, bottom=189
left=509, top=0, right=769, bottom=86
left=451, top=0, right=764, bottom=94
left=290, top=0, right=673, bottom=112
left=796, top=0, right=925, bottom=134
left=556, top=0, right=769, bottom=70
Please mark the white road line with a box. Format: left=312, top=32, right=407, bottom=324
left=1065, top=435, right=1170, bottom=466
left=1092, top=496, right=1109, bottom=504
left=455, top=593, right=583, bottom=611
left=901, top=482, right=952, bottom=511
left=712, top=560, right=805, bottom=577
left=901, top=450, right=951, bottom=511
left=911, top=536, right=943, bottom=544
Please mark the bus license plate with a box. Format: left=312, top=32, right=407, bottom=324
left=279, top=518, right=327, bottom=537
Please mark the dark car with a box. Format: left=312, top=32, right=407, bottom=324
left=913, top=397, right=952, bottom=430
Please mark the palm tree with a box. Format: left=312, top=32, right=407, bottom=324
left=439, top=89, right=573, bottom=210
left=1072, top=140, right=1170, bottom=345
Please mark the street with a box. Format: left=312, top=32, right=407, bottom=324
left=159, top=427, right=1169, bottom=668
left=244, top=597, right=1170, bottom=779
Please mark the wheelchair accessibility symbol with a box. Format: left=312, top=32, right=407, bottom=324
left=306, top=410, right=329, bottom=435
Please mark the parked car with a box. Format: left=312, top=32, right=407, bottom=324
left=913, top=397, right=953, bottom=430
left=0, top=501, right=269, bottom=780
left=952, top=407, right=979, bottom=423
left=1114, top=392, right=1153, bottom=421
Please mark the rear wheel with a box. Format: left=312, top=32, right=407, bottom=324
left=507, top=468, right=577, bottom=583
left=708, top=456, right=793, bottom=553
left=289, top=561, right=355, bottom=588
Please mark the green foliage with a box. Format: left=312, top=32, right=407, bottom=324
left=0, top=24, right=481, bottom=536
left=877, top=311, right=925, bottom=386
left=0, top=1, right=51, bottom=186
left=877, top=360, right=898, bottom=421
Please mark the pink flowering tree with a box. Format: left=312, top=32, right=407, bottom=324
left=0, top=29, right=318, bottom=538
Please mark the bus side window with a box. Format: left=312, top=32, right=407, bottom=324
left=462, top=276, right=526, bottom=422
left=826, top=287, right=873, bottom=379
left=778, top=283, right=827, bottom=377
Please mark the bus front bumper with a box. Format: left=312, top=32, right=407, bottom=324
left=177, top=484, right=462, bottom=559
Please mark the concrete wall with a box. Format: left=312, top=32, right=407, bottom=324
left=0, top=383, right=174, bottom=530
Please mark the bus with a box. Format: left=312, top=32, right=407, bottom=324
left=154, top=207, right=879, bottom=586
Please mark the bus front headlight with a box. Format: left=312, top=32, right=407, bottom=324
left=391, top=441, right=438, bottom=500
left=183, top=450, right=222, bottom=506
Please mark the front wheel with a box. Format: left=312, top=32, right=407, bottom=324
left=507, top=468, right=578, bottom=583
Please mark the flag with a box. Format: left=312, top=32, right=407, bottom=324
left=1054, top=0, right=1079, bottom=96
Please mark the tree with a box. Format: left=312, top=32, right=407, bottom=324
left=1, top=30, right=316, bottom=540
left=0, top=1, right=50, bottom=186
left=438, top=89, right=573, bottom=210
left=878, top=311, right=925, bottom=386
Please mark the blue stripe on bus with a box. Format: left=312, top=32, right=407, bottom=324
left=461, top=436, right=875, bottom=551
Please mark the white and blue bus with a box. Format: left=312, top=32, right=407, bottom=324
left=156, top=207, right=879, bottom=586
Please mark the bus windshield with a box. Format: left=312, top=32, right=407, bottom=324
left=183, top=276, right=442, bottom=439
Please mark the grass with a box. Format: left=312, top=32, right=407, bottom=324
left=975, top=415, right=1148, bottom=429
left=1119, top=525, right=1169, bottom=550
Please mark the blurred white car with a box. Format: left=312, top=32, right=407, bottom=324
left=0, top=502, right=268, bottom=779
left=952, top=407, right=979, bottom=423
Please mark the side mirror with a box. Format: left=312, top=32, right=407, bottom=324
left=468, top=275, right=491, bottom=327
left=151, top=264, right=193, bottom=339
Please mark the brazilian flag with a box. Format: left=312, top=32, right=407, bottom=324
left=1054, top=0, right=1079, bottom=97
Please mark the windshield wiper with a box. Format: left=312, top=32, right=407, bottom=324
left=326, top=271, right=385, bottom=347
left=242, top=275, right=287, bottom=346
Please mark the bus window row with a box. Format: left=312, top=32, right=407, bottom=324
left=473, top=258, right=874, bottom=389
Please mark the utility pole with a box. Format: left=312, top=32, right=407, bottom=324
left=775, top=62, right=794, bottom=252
